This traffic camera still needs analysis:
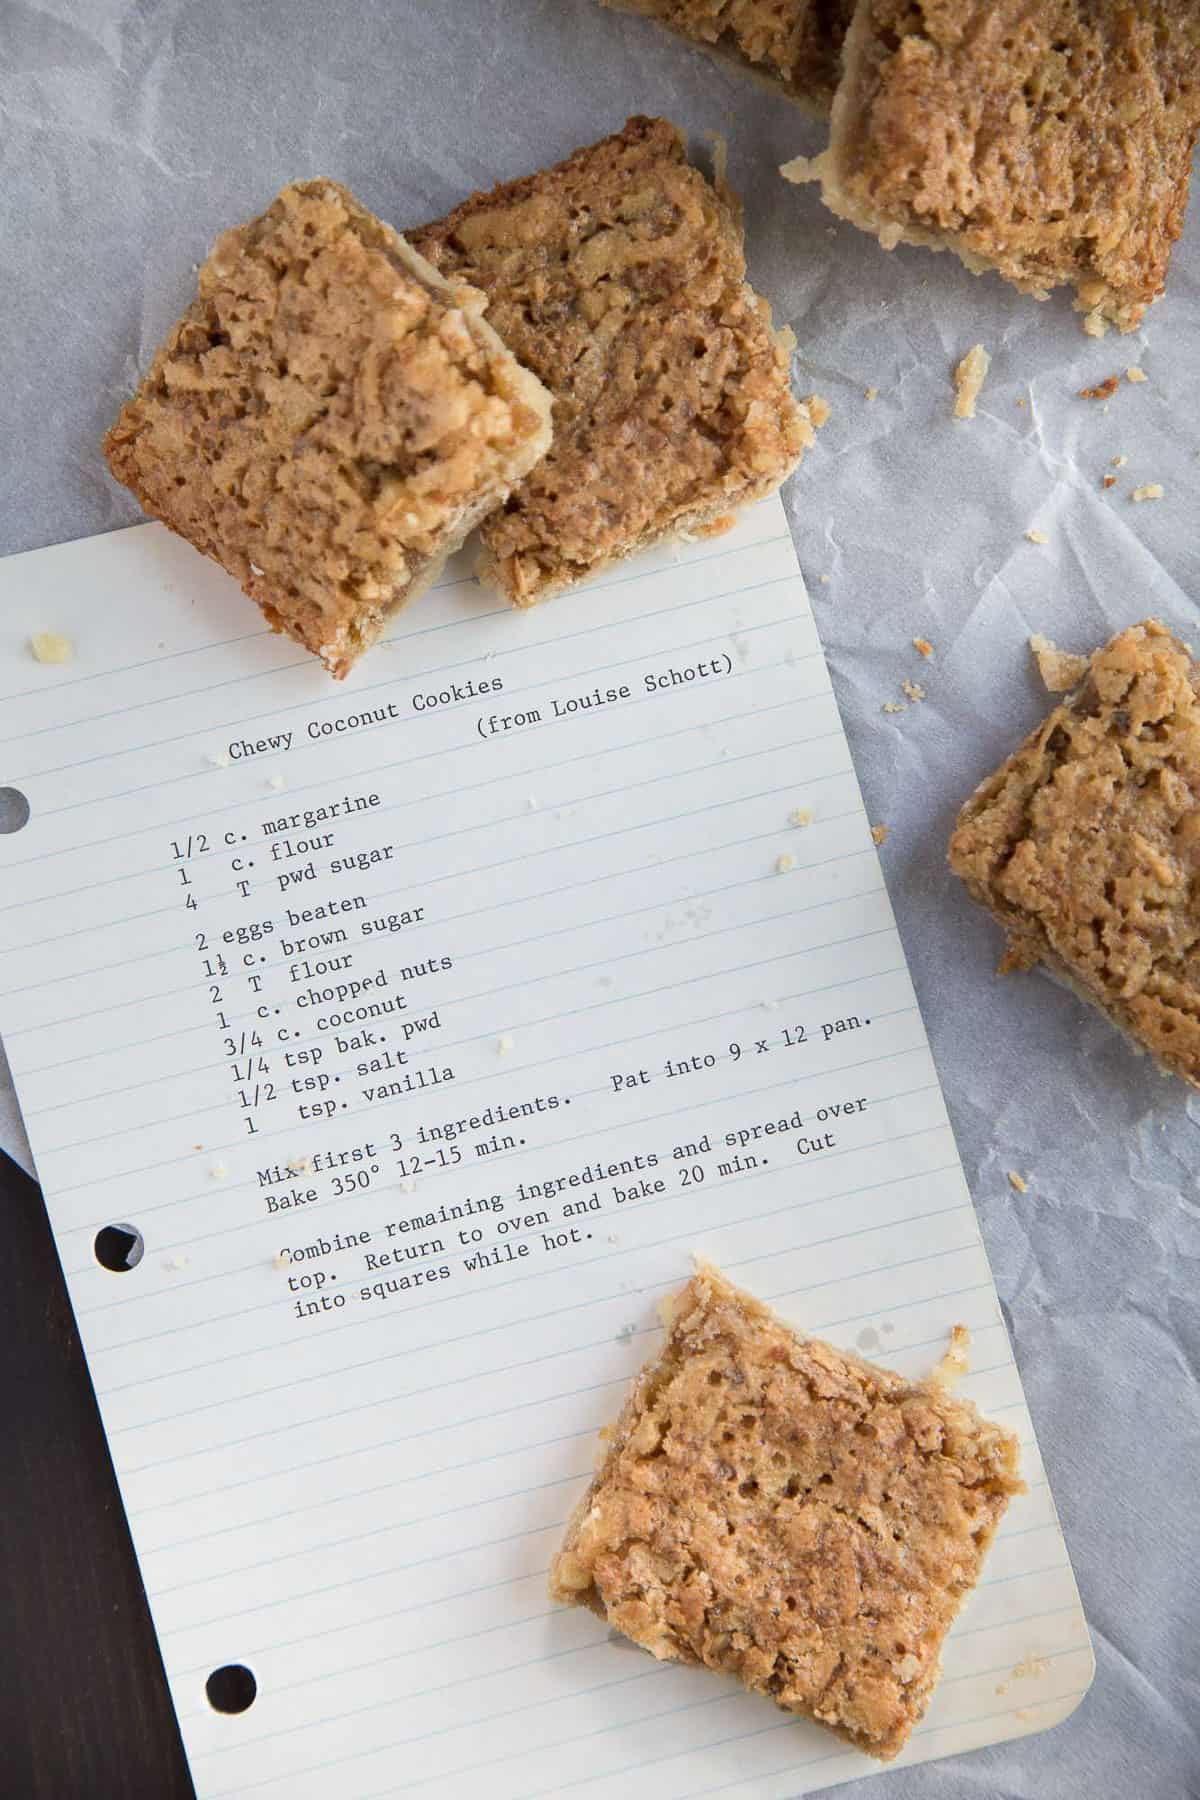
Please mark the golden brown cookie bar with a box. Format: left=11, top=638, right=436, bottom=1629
left=412, top=118, right=810, bottom=607
left=950, top=620, right=1200, bottom=1088
left=104, top=181, right=552, bottom=676
left=600, top=1, right=854, bottom=112
left=550, top=1265, right=1022, bottom=1761
left=786, top=1, right=1200, bottom=332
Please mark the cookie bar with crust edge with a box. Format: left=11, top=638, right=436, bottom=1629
left=949, top=620, right=1200, bottom=1088
left=104, top=180, right=552, bottom=677
left=413, top=118, right=809, bottom=607
left=784, top=0, right=1200, bottom=333
left=550, top=1263, right=1023, bottom=1762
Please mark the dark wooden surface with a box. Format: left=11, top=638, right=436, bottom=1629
left=2, top=1149, right=194, bottom=1800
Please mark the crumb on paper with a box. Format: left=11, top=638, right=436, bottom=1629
left=930, top=1323, right=971, bottom=1388
left=789, top=807, right=813, bottom=828
left=286, top=1155, right=311, bottom=1174
left=1132, top=483, right=1163, bottom=503
left=1014, top=1707, right=1038, bottom=1723
left=1112, top=454, right=1128, bottom=467
left=1029, top=635, right=1089, bottom=695
left=1102, top=475, right=1117, bottom=489
left=871, top=824, right=889, bottom=846
left=209, top=1162, right=228, bottom=1180
left=900, top=679, right=925, bottom=703
left=762, top=998, right=780, bottom=1011
left=1082, top=308, right=1108, bottom=338
left=30, top=632, right=74, bottom=664
left=882, top=700, right=906, bottom=715
left=162, top=1254, right=189, bottom=1272
left=616, top=1322, right=636, bottom=1343
left=272, top=1251, right=289, bottom=1270
left=1025, top=528, right=1049, bottom=545
left=400, top=1175, right=417, bottom=1195
left=864, top=386, right=878, bottom=401
left=267, top=773, right=285, bottom=790
left=497, top=1033, right=515, bottom=1056
left=1125, top=366, right=1148, bottom=384
left=1008, top=1170, right=1029, bottom=1193
left=1079, top=374, right=1120, bottom=401
left=1015, top=396, right=1027, bottom=408
left=1011, top=1653, right=1051, bottom=1681
left=953, top=343, right=990, bottom=419
left=775, top=852, right=796, bottom=874
left=912, top=637, right=933, bottom=659
left=527, top=795, right=540, bottom=811
left=209, top=748, right=231, bottom=769
left=803, top=393, right=832, bottom=430
left=818, top=573, right=830, bottom=584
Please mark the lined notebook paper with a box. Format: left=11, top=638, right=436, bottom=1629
left=0, top=500, right=1091, bottom=1798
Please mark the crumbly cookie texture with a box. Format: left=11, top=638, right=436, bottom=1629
left=413, top=118, right=808, bottom=606
left=550, top=1264, right=1022, bottom=1762
left=950, top=621, right=1200, bottom=1088
left=104, top=180, right=552, bottom=676
left=600, top=1, right=855, bottom=112
left=784, top=1, right=1200, bottom=332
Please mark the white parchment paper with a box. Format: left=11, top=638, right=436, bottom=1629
left=2, top=2, right=1197, bottom=1795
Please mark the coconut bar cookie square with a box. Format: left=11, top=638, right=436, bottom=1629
left=600, top=1, right=854, bottom=112
left=104, top=180, right=552, bottom=675
left=787, top=1, right=1200, bottom=332
left=413, top=118, right=810, bottom=606
left=551, top=1265, right=1022, bottom=1760
left=950, top=620, right=1200, bottom=1087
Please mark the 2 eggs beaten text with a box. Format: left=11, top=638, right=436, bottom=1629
left=218, top=656, right=733, bottom=761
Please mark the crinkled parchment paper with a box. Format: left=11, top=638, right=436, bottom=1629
left=1, top=2, right=1198, bottom=1794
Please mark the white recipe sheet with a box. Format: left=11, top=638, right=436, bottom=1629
left=0, top=499, right=1092, bottom=1798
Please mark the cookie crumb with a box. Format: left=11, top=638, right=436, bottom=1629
left=1025, top=528, right=1049, bottom=544
left=930, top=1323, right=971, bottom=1388
left=912, top=636, right=933, bottom=659
left=900, top=679, right=925, bottom=702
left=1011, top=1653, right=1050, bottom=1681
left=497, top=1033, right=515, bottom=1055
left=1132, top=483, right=1163, bottom=502
left=162, top=1254, right=190, bottom=1272
left=1102, top=475, right=1117, bottom=489
left=1082, top=308, right=1108, bottom=339
left=209, top=1162, right=228, bottom=1181
left=803, top=393, right=832, bottom=429
left=286, top=1155, right=311, bottom=1175
left=1029, top=635, right=1088, bottom=694
left=864, top=386, right=879, bottom=401
left=1079, top=374, right=1120, bottom=400
left=882, top=701, right=906, bottom=715
left=267, top=773, right=285, bottom=790
left=871, top=824, right=889, bottom=846
left=209, top=748, right=231, bottom=769
left=953, top=344, right=990, bottom=419
left=789, top=806, right=813, bottom=828
left=1125, top=366, right=1148, bottom=384
left=775, top=852, right=796, bottom=874
left=1008, top=1170, right=1029, bottom=1193
left=30, top=632, right=74, bottom=664
left=1112, top=454, right=1128, bottom=467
